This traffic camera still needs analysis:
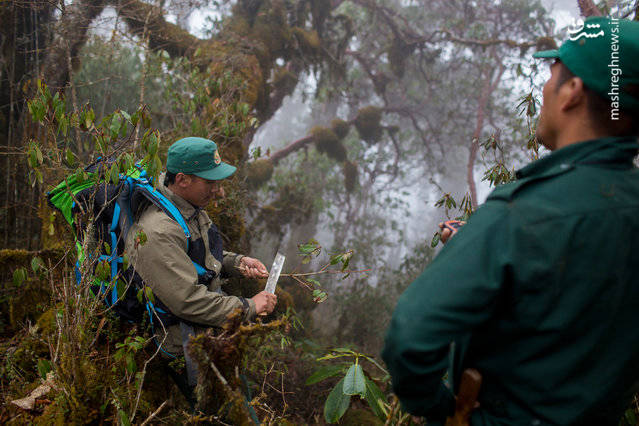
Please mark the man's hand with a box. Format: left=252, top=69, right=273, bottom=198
left=252, top=291, right=277, bottom=315
left=439, top=220, right=466, bottom=244
left=239, top=256, right=269, bottom=279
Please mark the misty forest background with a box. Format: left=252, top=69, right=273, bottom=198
left=1, top=0, right=638, bottom=424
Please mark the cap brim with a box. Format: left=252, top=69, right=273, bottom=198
left=194, top=162, right=237, bottom=181
left=533, top=49, right=560, bottom=59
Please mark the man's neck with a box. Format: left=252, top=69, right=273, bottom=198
left=551, top=116, right=604, bottom=151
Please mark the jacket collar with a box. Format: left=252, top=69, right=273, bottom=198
left=158, top=176, right=204, bottom=223
left=516, top=136, right=639, bottom=179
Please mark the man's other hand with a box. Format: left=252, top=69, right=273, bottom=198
left=252, top=291, right=277, bottom=315
left=439, top=220, right=466, bottom=244
left=239, top=256, right=269, bottom=279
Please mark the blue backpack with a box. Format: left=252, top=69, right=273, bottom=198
left=47, top=159, right=222, bottom=341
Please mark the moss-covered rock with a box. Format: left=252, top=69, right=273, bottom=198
left=354, top=106, right=384, bottom=144
left=311, top=126, right=346, bottom=161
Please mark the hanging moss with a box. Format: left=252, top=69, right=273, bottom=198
left=388, top=37, right=414, bottom=78
left=330, top=118, right=350, bottom=140
left=353, top=106, right=384, bottom=144
left=536, top=36, right=558, bottom=52
left=272, top=67, right=298, bottom=94
left=311, top=126, right=346, bottom=161
left=291, top=27, right=321, bottom=55
left=246, top=159, right=274, bottom=188
left=342, top=161, right=358, bottom=193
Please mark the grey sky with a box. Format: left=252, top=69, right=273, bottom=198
left=541, top=0, right=580, bottom=27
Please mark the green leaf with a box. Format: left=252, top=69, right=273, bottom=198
left=121, top=110, right=131, bottom=123
left=125, top=353, right=136, bottom=374
left=116, top=279, right=126, bottom=301
left=136, top=289, right=144, bottom=304
left=35, top=146, right=43, bottom=165
left=31, top=256, right=44, bottom=273
left=110, top=113, right=122, bottom=137
left=306, top=364, right=349, bottom=385
left=342, top=363, right=366, bottom=396
left=65, top=148, right=76, bottom=167
left=103, top=242, right=111, bottom=256
left=144, top=286, right=155, bottom=304
left=324, top=378, right=350, bottom=424
left=430, top=232, right=441, bottom=248
left=122, top=254, right=129, bottom=271
left=307, top=278, right=321, bottom=287
left=13, top=268, right=27, bottom=286
left=37, top=359, right=52, bottom=379
left=109, top=163, right=120, bottom=185
left=118, top=409, right=132, bottom=426
left=142, top=111, right=151, bottom=129
left=364, top=375, right=387, bottom=419
left=95, top=260, right=111, bottom=282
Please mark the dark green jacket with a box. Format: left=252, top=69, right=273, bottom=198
left=382, top=136, right=639, bottom=425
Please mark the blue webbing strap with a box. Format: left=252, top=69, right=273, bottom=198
left=145, top=299, right=177, bottom=358
left=110, top=202, right=121, bottom=306
left=135, top=181, right=191, bottom=241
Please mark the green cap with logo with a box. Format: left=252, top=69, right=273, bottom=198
left=533, top=16, right=639, bottom=113
left=167, top=137, right=237, bottom=181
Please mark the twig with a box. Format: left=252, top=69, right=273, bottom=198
left=210, top=361, right=229, bottom=388
left=281, top=268, right=371, bottom=278
left=140, top=400, right=168, bottom=426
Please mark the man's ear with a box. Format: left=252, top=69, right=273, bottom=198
left=560, top=77, right=587, bottom=112
left=174, top=172, right=192, bottom=187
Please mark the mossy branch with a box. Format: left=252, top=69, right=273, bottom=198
left=115, top=0, right=201, bottom=58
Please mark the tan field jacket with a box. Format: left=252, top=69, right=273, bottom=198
left=125, top=183, right=256, bottom=355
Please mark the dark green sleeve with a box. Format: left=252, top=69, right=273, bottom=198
left=382, top=202, right=510, bottom=420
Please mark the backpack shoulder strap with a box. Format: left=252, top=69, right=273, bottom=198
left=128, top=177, right=191, bottom=242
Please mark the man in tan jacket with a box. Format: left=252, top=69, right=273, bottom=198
left=125, top=136, right=277, bottom=358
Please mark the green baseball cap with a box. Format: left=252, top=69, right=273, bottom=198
left=533, top=16, right=639, bottom=113
left=167, top=137, right=237, bottom=181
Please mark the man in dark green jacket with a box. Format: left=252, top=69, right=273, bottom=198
left=383, top=17, right=639, bottom=425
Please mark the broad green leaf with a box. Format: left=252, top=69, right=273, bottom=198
left=342, top=363, right=366, bottom=396
left=31, top=256, right=44, bottom=273
left=324, top=378, right=350, bottom=424
left=65, top=148, right=76, bottom=167
left=37, top=359, right=52, bottom=380
left=95, top=260, right=111, bottom=282
left=13, top=268, right=27, bottom=286
left=109, top=163, right=120, bottom=184
left=430, top=232, right=440, bottom=248
left=118, top=409, right=132, bottom=426
left=125, top=353, right=136, bottom=374
left=144, top=286, right=155, bottom=304
left=306, top=364, right=349, bottom=385
left=364, top=375, right=387, bottom=419
left=116, top=279, right=126, bottom=301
